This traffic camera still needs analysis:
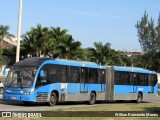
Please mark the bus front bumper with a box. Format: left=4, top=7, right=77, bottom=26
left=3, top=93, right=36, bottom=102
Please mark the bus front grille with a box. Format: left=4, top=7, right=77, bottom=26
left=36, top=92, right=48, bottom=102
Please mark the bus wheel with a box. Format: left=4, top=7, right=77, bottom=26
left=48, top=92, right=57, bottom=106
left=89, top=92, right=96, bottom=105
left=137, top=93, right=142, bottom=103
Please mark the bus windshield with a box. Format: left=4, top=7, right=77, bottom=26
left=5, top=67, right=37, bottom=88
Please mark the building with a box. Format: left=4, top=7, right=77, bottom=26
left=120, top=51, right=144, bottom=57
left=2, top=38, right=17, bottom=49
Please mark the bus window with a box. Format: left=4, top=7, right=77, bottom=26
left=115, top=71, right=130, bottom=85
left=48, top=64, right=58, bottom=83
left=58, top=65, right=67, bottom=83
left=48, top=65, right=67, bottom=83
left=98, top=69, right=105, bottom=84
left=70, top=66, right=80, bottom=83
left=154, top=74, right=158, bottom=86
left=40, top=70, right=47, bottom=83
left=36, top=66, right=48, bottom=88
left=148, top=74, right=158, bottom=86
left=89, top=68, right=98, bottom=83
left=137, top=73, right=148, bottom=86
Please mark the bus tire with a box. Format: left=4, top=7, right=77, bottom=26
left=137, top=93, right=142, bottom=103
left=89, top=92, right=96, bottom=105
left=48, top=92, right=57, bottom=106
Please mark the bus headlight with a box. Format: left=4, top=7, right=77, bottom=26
left=24, top=88, right=34, bottom=95
left=24, top=90, right=31, bottom=95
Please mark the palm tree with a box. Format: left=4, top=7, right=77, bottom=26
left=57, top=35, right=82, bottom=59
left=45, top=27, right=69, bottom=58
left=49, top=27, right=68, bottom=40
left=21, top=25, right=83, bottom=59
left=31, top=24, right=49, bottom=56
left=21, top=31, right=36, bottom=57
left=0, top=25, right=15, bottom=49
left=22, top=24, right=49, bottom=57
left=86, top=42, right=111, bottom=65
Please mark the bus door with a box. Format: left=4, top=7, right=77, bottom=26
left=99, top=69, right=105, bottom=92
left=148, top=74, right=154, bottom=93
left=80, top=68, right=88, bottom=93
left=130, top=73, right=137, bottom=93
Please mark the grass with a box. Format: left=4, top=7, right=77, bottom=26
left=52, top=102, right=160, bottom=111
left=0, top=117, right=158, bottom=120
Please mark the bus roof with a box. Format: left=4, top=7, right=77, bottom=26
left=14, top=57, right=54, bottom=67
left=114, top=66, right=156, bottom=74
left=13, top=57, right=156, bottom=73
left=14, top=57, right=103, bottom=69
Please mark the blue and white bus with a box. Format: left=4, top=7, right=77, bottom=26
left=3, top=57, right=158, bottom=106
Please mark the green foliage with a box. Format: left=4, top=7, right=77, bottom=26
left=2, top=23, right=156, bottom=70
left=2, top=46, right=16, bottom=56
left=0, top=25, right=15, bottom=51
left=21, top=24, right=82, bottom=59
left=0, top=54, right=6, bottom=66
left=136, top=11, right=160, bottom=71
left=86, top=42, right=123, bottom=65
left=135, top=11, right=159, bottom=53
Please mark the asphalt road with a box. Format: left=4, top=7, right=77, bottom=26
left=0, top=94, right=160, bottom=111
left=0, top=94, right=105, bottom=111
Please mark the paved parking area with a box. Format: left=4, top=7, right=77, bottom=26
left=0, top=94, right=159, bottom=111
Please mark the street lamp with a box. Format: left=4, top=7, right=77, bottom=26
left=16, top=0, right=23, bottom=62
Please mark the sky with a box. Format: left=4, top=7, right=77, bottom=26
left=0, top=0, right=160, bottom=51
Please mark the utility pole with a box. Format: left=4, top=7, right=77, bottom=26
left=16, top=0, right=23, bottom=62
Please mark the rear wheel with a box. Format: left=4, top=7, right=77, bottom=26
left=48, top=92, right=57, bottom=106
left=89, top=92, right=96, bottom=105
left=137, top=93, right=142, bottom=103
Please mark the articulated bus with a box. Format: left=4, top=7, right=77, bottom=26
left=3, top=57, right=158, bottom=106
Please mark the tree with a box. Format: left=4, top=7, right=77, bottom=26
left=22, top=24, right=49, bottom=57
left=31, top=24, right=49, bottom=57
left=21, top=31, right=36, bottom=57
left=0, top=25, right=14, bottom=53
left=0, top=54, right=6, bottom=67
left=44, top=27, right=69, bottom=57
left=107, top=49, right=123, bottom=66
left=156, top=13, right=160, bottom=51
left=56, top=35, right=82, bottom=59
left=86, top=42, right=110, bottom=65
left=21, top=25, right=83, bottom=59
left=136, top=11, right=160, bottom=70
left=86, top=42, right=124, bottom=65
